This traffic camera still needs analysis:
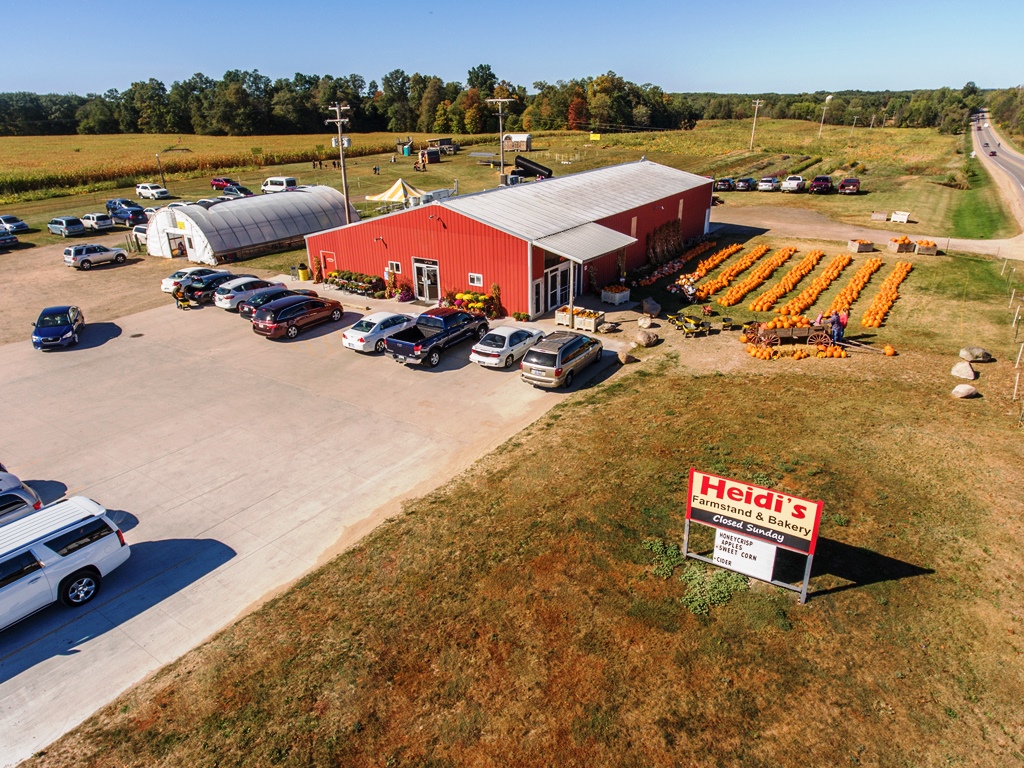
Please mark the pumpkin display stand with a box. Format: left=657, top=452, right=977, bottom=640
left=888, top=241, right=915, bottom=254
left=601, top=288, right=631, bottom=305
left=556, top=308, right=605, bottom=333
left=915, top=244, right=938, bottom=256
left=848, top=240, right=874, bottom=253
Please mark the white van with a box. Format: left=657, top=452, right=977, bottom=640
left=261, top=176, right=297, bottom=194
left=0, top=496, right=131, bottom=631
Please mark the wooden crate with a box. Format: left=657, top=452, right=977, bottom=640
left=848, top=240, right=874, bottom=253
left=601, top=288, right=631, bottom=305
left=915, top=244, right=938, bottom=256
left=888, top=241, right=915, bottom=253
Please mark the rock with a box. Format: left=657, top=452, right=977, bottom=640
left=951, top=384, right=979, bottom=399
left=641, top=297, right=661, bottom=318
left=950, top=361, right=977, bottom=380
left=959, top=347, right=993, bottom=363
left=637, top=315, right=652, bottom=329
left=635, top=330, right=659, bottom=348
left=617, top=351, right=638, bottom=364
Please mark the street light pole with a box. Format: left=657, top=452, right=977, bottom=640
left=326, top=103, right=352, bottom=225
left=818, top=94, right=833, bottom=139
left=486, top=97, right=514, bottom=182
left=749, top=99, right=764, bottom=151
left=154, top=153, right=166, bottom=187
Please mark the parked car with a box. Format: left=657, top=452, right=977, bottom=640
left=184, top=272, right=248, bottom=304
left=135, top=183, right=170, bottom=200
left=384, top=307, right=489, bottom=367
left=341, top=312, right=417, bottom=353
left=520, top=331, right=603, bottom=389
left=808, top=176, right=834, bottom=194
left=80, top=213, right=114, bottom=231
left=213, top=277, right=285, bottom=310
left=109, top=207, right=147, bottom=227
left=166, top=201, right=194, bottom=209
left=211, top=177, right=240, bottom=190
left=143, top=207, right=160, bottom=216
left=237, top=287, right=317, bottom=320
left=31, top=305, right=85, bottom=350
left=194, top=199, right=223, bottom=209
left=252, top=295, right=344, bottom=340
left=221, top=185, right=254, bottom=198
left=470, top=326, right=544, bottom=369
left=0, top=232, right=18, bottom=249
left=47, top=217, right=86, bottom=237
left=0, top=215, right=29, bottom=234
left=63, top=243, right=127, bottom=270
left=781, top=175, right=806, bottom=192
left=838, top=178, right=861, bottom=195
left=160, top=266, right=220, bottom=293
left=734, top=178, right=757, bottom=191
left=132, top=225, right=147, bottom=247
left=713, top=178, right=734, bottom=192
left=757, top=177, right=781, bottom=192
left=105, top=198, right=141, bottom=215
left=261, top=176, right=298, bottom=194
left=0, top=471, right=43, bottom=525
left=0, top=496, right=131, bottom=631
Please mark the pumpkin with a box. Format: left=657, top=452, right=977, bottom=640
left=884, top=344, right=896, bottom=356
left=739, top=334, right=749, bottom=343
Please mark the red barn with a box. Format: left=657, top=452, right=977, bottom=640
left=305, top=160, right=712, bottom=318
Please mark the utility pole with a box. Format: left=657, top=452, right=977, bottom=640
left=326, top=103, right=351, bottom=224
left=818, top=94, right=833, bottom=139
left=486, top=97, right=514, bottom=182
left=154, top=153, right=166, bottom=187
left=869, top=114, right=875, bottom=129
left=850, top=116, right=859, bottom=137
left=749, top=99, right=764, bottom=151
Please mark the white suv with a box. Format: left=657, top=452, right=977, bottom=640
left=136, top=183, right=170, bottom=200
left=0, top=497, right=131, bottom=631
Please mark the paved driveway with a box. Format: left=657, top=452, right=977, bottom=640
left=0, top=301, right=617, bottom=765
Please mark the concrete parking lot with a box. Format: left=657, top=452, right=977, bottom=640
left=0, top=297, right=621, bottom=765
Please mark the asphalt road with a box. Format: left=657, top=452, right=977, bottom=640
left=974, top=113, right=1024, bottom=215
left=0, top=298, right=624, bottom=766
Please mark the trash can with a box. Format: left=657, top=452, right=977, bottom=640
left=297, top=264, right=310, bottom=281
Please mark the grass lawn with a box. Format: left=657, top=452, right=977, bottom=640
left=25, top=241, right=1024, bottom=768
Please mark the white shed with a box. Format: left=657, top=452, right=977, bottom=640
left=502, top=133, right=532, bottom=152
left=146, top=185, right=357, bottom=265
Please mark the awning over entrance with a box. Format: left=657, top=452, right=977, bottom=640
left=533, top=222, right=637, bottom=263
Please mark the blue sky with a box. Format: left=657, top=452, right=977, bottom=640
left=3, top=0, right=1018, bottom=95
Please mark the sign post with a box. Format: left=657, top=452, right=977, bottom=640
left=683, top=468, right=823, bottom=603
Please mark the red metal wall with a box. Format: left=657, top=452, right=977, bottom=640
left=306, top=206, right=531, bottom=314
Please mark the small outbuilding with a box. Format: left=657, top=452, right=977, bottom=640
left=147, top=186, right=357, bottom=265
left=502, top=133, right=532, bottom=152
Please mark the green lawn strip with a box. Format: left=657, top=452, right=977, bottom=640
left=949, top=132, right=1018, bottom=240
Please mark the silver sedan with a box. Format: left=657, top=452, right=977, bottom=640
left=341, top=312, right=417, bottom=353
left=470, top=326, right=544, bottom=368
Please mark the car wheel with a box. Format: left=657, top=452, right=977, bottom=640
left=59, top=569, right=101, bottom=607
left=374, top=338, right=386, bottom=353
left=330, top=309, right=342, bottom=322
left=80, top=260, right=92, bottom=270
left=503, top=354, right=514, bottom=369
left=286, top=325, right=299, bottom=339
left=476, top=325, right=488, bottom=340
left=115, top=253, right=126, bottom=264
left=426, top=350, right=441, bottom=368
left=564, top=370, right=575, bottom=388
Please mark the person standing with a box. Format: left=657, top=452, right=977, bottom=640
left=838, top=308, right=849, bottom=341
left=830, top=312, right=843, bottom=343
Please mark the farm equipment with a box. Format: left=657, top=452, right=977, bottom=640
left=744, top=321, right=831, bottom=349
left=667, top=311, right=711, bottom=338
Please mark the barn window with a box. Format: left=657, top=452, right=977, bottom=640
left=468, top=273, right=483, bottom=287
left=388, top=261, right=401, bottom=274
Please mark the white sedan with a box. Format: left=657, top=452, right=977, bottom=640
left=470, top=326, right=544, bottom=368
left=214, top=277, right=285, bottom=309
left=160, top=266, right=221, bottom=293
left=341, top=312, right=416, bottom=353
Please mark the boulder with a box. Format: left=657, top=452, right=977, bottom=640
left=951, top=384, right=979, bottom=399
left=617, top=351, right=639, bottom=364
left=950, top=361, right=977, bottom=380
left=637, top=315, right=652, bottom=329
left=959, top=347, right=993, bottom=363
left=641, top=297, right=661, bottom=318
left=635, top=330, right=659, bottom=348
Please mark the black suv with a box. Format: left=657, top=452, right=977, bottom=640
left=185, top=273, right=254, bottom=304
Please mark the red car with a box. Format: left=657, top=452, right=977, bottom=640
left=989, top=150, right=997, bottom=157
left=252, top=295, right=344, bottom=340
left=211, top=177, right=240, bottom=190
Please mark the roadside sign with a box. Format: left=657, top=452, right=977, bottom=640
left=683, top=468, right=823, bottom=603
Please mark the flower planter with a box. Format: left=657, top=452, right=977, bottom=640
left=847, top=240, right=874, bottom=253
left=601, top=288, right=631, bottom=305
left=915, top=244, right=938, bottom=256
left=888, top=241, right=915, bottom=254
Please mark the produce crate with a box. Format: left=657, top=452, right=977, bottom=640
left=573, top=312, right=605, bottom=333
left=888, top=241, right=915, bottom=254
left=915, top=244, right=938, bottom=256
left=555, top=310, right=571, bottom=327
left=847, top=240, right=874, bottom=253
left=601, top=288, right=631, bottom=305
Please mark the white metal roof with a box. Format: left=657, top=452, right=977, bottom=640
left=534, top=223, right=637, bottom=264
left=179, top=186, right=357, bottom=255
left=0, top=497, right=104, bottom=558
left=441, top=160, right=710, bottom=241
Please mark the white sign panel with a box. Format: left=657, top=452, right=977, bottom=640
left=713, top=530, right=777, bottom=582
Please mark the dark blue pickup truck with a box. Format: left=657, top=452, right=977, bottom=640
left=385, top=307, right=489, bottom=367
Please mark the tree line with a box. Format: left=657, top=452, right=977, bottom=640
left=987, top=86, right=1024, bottom=139
left=0, top=66, right=986, bottom=137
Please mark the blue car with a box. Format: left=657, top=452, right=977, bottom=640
left=110, top=207, right=148, bottom=227
left=31, top=306, right=85, bottom=350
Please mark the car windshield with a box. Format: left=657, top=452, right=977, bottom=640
left=523, top=350, right=557, bottom=367
left=478, top=333, right=507, bottom=348
left=0, top=216, right=17, bottom=223
left=38, top=313, right=70, bottom=327
left=351, top=320, right=377, bottom=332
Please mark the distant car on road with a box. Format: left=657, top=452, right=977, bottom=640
left=135, top=183, right=170, bottom=200
left=0, top=215, right=29, bottom=234
left=31, top=305, right=85, bottom=349
left=734, top=177, right=757, bottom=191
left=81, top=213, right=114, bottom=231
left=63, top=243, right=127, bottom=270
left=47, top=217, right=86, bottom=237
left=470, top=326, right=544, bottom=368
left=341, top=311, right=417, bottom=353
left=211, top=177, right=240, bottom=190
left=983, top=142, right=989, bottom=147
left=757, top=177, right=781, bottom=192
left=989, top=150, right=997, bottom=156
left=838, top=178, right=861, bottom=195
left=221, top=185, right=254, bottom=198
left=252, top=295, right=344, bottom=340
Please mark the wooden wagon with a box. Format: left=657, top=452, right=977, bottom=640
left=746, top=322, right=831, bottom=349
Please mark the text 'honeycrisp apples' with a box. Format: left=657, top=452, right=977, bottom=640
left=685, top=468, right=823, bottom=554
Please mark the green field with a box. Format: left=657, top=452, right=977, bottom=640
left=23, top=238, right=1024, bottom=768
